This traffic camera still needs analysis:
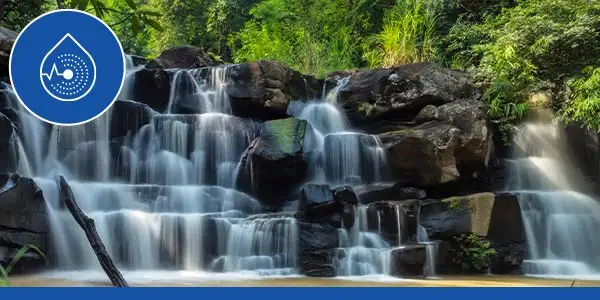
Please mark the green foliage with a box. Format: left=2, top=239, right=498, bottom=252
left=448, top=0, right=600, bottom=127
left=363, top=0, right=439, bottom=68
left=0, top=0, right=48, bottom=31
left=231, top=0, right=395, bottom=76
left=559, top=67, right=600, bottom=131
left=450, top=233, right=496, bottom=273
left=0, top=244, right=47, bottom=287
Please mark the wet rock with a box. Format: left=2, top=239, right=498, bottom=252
left=491, top=241, right=525, bottom=275
left=389, top=244, right=426, bottom=277
left=237, top=118, right=308, bottom=208
left=378, top=122, right=461, bottom=187
left=298, top=222, right=339, bottom=277
left=337, top=63, right=481, bottom=126
left=0, top=27, right=17, bottom=81
left=334, top=186, right=359, bottom=229
left=146, top=45, right=218, bottom=69
left=0, top=112, right=19, bottom=173
left=354, top=182, right=426, bottom=204
left=0, top=174, right=49, bottom=274
left=225, top=60, right=322, bottom=120
left=417, top=100, right=492, bottom=176
left=297, top=184, right=358, bottom=229
left=419, top=192, right=525, bottom=273
left=133, top=68, right=171, bottom=112
left=109, top=100, right=155, bottom=139
left=366, top=200, right=420, bottom=245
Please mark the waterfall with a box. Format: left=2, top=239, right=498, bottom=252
left=0, top=64, right=299, bottom=279
left=0, top=63, right=432, bottom=281
left=166, top=67, right=232, bottom=114
left=508, top=121, right=600, bottom=278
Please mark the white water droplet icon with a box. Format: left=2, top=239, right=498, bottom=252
left=40, top=34, right=97, bottom=102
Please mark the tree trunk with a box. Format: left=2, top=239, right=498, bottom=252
left=58, top=176, right=129, bottom=287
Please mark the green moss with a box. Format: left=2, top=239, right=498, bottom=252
left=262, top=118, right=307, bottom=155
left=443, top=196, right=462, bottom=210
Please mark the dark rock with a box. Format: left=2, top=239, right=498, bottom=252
left=491, top=241, right=525, bottom=275
left=297, top=184, right=358, bottom=229
left=0, top=27, right=17, bottom=81
left=298, top=222, right=339, bottom=277
left=237, top=118, right=308, bottom=208
left=419, top=192, right=525, bottom=273
left=226, top=61, right=322, bottom=120
left=378, top=121, right=461, bottom=187
left=337, top=63, right=481, bottom=126
left=333, top=186, right=359, bottom=205
left=389, top=244, right=426, bottom=277
left=133, top=68, right=171, bottom=112
left=109, top=100, right=155, bottom=139
left=299, top=184, right=337, bottom=218
left=366, top=200, right=420, bottom=245
left=333, top=186, right=359, bottom=230
left=0, top=112, right=19, bottom=173
left=129, top=55, right=148, bottom=67
left=0, top=174, right=49, bottom=274
left=354, top=182, right=426, bottom=204
left=146, top=45, right=218, bottom=69
left=417, top=100, right=492, bottom=177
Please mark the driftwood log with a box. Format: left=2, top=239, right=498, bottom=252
left=58, top=175, right=129, bottom=287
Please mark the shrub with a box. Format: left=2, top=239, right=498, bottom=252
left=449, top=233, right=497, bottom=273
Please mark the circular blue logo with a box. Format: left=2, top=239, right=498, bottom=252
left=10, top=9, right=125, bottom=126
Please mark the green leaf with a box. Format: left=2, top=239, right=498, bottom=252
left=140, top=10, right=162, bottom=17
left=77, top=0, right=90, bottom=10
left=89, top=0, right=106, bottom=18
left=0, top=265, right=9, bottom=286
left=5, top=244, right=47, bottom=275
left=125, top=0, right=137, bottom=10
left=142, top=17, right=164, bottom=32
left=131, top=15, right=141, bottom=35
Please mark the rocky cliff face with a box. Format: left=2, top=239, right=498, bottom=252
left=0, top=37, right=528, bottom=277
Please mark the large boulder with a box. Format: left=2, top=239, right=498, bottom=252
left=298, top=222, right=339, bottom=277
left=337, top=63, right=481, bottom=126
left=378, top=121, right=462, bottom=187
left=109, top=100, right=155, bottom=139
left=236, top=118, right=309, bottom=208
left=0, top=112, right=19, bottom=173
left=132, top=68, right=171, bottom=112
left=146, top=45, right=218, bottom=69
left=416, top=100, right=492, bottom=176
left=225, top=60, right=322, bottom=120
left=354, top=182, right=426, bottom=204
left=297, top=184, right=358, bottom=229
left=389, top=244, right=427, bottom=277
left=419, top=192, right=526, bottom=274
left=0, top=174, right=49, bottom=274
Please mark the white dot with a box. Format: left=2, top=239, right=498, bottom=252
left=63, top=69, right=74, bottom=80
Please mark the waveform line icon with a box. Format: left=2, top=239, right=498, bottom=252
left=41, top=63, right=73, bottom=80
left=40, top=33, right=97, bottom=102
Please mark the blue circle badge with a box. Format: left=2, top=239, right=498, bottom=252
left=10, top=9, right=125, bottom=126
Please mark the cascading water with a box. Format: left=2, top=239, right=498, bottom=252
left=1, top=58, right=299, bottom=280
left=1, top=60, right=435, bottom=282
left=507, top=119, right=600, bottom=278
left=289, top=78, right=433, bottom=278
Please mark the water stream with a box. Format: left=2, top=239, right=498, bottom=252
left=508, top=121, right=600, bottom=279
